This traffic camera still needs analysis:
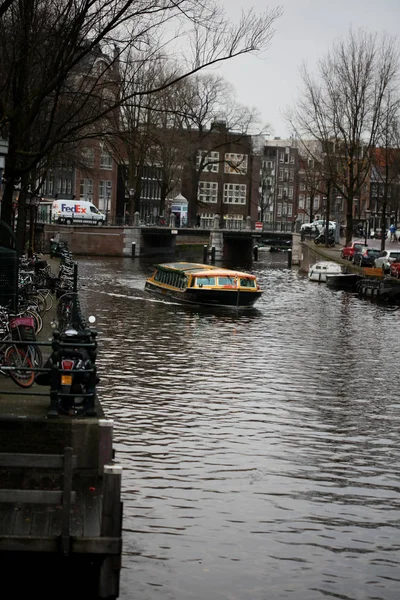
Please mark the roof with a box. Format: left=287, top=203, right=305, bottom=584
left=153, top=262, right=257, bottom=278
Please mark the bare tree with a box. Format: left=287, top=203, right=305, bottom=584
left=371, top=96, right=400, bottom=249
left=0, top=0, right=282, bottom=247
left=289, top=28, right=399, bottom=243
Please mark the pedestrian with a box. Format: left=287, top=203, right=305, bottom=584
left=389, top=223, right=397, bottom=242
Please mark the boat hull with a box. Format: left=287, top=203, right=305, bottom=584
left=145, top=281, right=262, bottom=307
left=308, top=261, right=344, bottom=282
left=325, top=273, right=362, bottom=290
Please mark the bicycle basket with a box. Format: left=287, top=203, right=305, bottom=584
left=10, top=316, right=36, bottom=341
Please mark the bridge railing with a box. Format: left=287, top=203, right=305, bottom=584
left=38, top=213, right=297, bottom=232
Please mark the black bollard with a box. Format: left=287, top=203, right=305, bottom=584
left=287, top=248, right=292, bottom=268
left=203, top=244, right=208, bottom=263
left=131, top=242, right=135, bottom=258
left=253, top=245, right=259, bottom=261
left=210, top=246, right=216, bottom=263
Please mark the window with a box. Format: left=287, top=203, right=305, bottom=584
left=80, top=179, right=93, bottom=200
left=313, top=196, right=319, bottom=209
left=290, top=155, right=295, bottom=164
left=279, top=152, right=284, bottom=163
left=82, top=147, right=95, bottom=168
left=224, top=153, right=248, bottom=174
left=100, top=148, right=113, bottom=170
left=99, top=181, right=112, bottom=211
left=288, top=204, right=293, bottom=217
left=289, top=169, right=294, bottom=181
left=278, top=186, right=283, bottom=199
left=196, top=276, right=216, bottom=287
left=46, top=174, right=54, bottom=195
left=277, top=203, right=282, bottom=217
left=239, top=278, right=255, bottom=288
left=223, top=183, right=246, bottom=204
left=300, top=182, right=306, bottom=191
left=224, top=214, right=243, bottom=221
left=288, top=187, right=293, bottom=199
left=278, top=168, right=283, bottom=181
left=218, top=277, right=236, bottom=286
left=198, top=181, right=218, bottom=203
left=299, top=195, right=305, bottom=209
left=197, top=151, right=219, bottom=173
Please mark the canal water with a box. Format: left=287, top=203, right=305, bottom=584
left=76, top=252, right=400, bottom=600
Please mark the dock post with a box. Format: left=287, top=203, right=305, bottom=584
left=253, top=245, right=259, bottom=261
left=288, top=249, right=292, bottom=268
left=131, top=242, right=135, bottom=258
left=99, top=464, right=123, bottom=599
left=203, top=245, right=208, bottom=263
left=98, top=420, right=114, bottom=475
left=211, top=246, right=216, bottom=263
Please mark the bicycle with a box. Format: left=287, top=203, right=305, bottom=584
left=0, top=341, right=35, bottom=388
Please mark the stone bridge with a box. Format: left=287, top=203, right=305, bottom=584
left=39, top=213, right=301, bottom=264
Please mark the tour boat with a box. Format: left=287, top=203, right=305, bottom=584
left=145, top=262, right=263, bottom=307
left=308, top=260, right=344, bottom=282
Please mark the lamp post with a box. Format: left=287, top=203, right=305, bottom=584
left=105, top=192, right=110, bottom=225
left=364, top=209, right=370, bottom=246
left=26, top=193, right=40, bottom=258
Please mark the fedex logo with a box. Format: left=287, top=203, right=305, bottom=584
left=61, top=203, right=87, bottom=214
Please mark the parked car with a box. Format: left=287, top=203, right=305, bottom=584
left=353, top=247, right=381, bottom=267
left=341, top=242, right=368, bottom=261
left=374, top=249, right=400, bottom=273
left=301, top=220, right=336, bottom=234
left=369, top=228, right=388, bottom=240
left=389, top=258, right=400, bottom=278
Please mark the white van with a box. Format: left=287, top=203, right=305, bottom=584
left=52, top=199, right=105, bottom=226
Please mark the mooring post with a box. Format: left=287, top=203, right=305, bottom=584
left=99, top=464, right=123, bottom=599
left=131, top=242, right=135, bottom=258
left=288, top=248, right=292, bottom=268
left=203, top=244, right=208, bottom=263
left=211, top=246, right=216, bottom=263
left=253, top=245, right=259, bottom=261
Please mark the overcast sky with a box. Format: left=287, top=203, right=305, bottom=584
left=213, top=0, right=400, bottom=139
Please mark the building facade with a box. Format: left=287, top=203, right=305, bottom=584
left=260, top=139, right=299, bottom=231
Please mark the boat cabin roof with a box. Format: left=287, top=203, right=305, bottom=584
left=153, top=262, right=257, bottom=279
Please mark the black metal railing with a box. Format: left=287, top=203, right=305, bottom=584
left=38, top=212, right=297, bottom=232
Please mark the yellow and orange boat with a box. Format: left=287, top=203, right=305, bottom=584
left=145, top=262, right=263, bottom=308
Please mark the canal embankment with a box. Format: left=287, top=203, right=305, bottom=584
left=0, top=251, right=123, bottom=599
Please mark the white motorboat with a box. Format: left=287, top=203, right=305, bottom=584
left=308, top=261, right=343, bottom=282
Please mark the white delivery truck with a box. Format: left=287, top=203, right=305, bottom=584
left=51, top=199, right=105, bottom=226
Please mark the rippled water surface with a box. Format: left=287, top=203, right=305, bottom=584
left=77, top=253, right=400, bottom=600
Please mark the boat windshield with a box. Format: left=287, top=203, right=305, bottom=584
left=239, top=278, right=256, bottom=288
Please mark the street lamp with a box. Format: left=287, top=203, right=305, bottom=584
left=26, top=193, right=40, bottom=258
left=365, top=209, right=371, bottom=245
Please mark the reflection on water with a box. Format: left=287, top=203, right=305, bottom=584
left=77, top=253, right=400, bottom=600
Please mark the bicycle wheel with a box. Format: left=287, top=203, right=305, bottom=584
left=30, top=293, right=46, bottom=315
left=39, top=289, right=53, bottom=312
left=5, top=346, right=35, bottom=388
left=25, top=309, right=43, bottom=335
left=28, top=344, right=43, bottom=368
